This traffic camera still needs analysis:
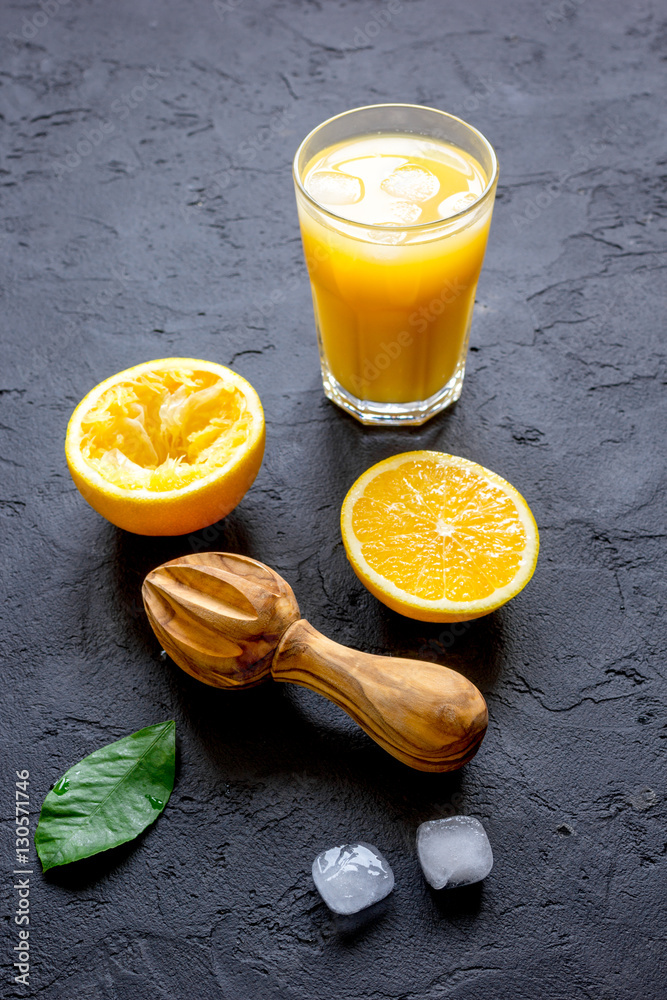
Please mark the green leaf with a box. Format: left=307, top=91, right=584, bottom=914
left=35, top=721, right=176, bottom=872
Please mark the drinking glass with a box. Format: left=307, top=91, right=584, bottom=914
left=293, top=104, right=498, bottom=425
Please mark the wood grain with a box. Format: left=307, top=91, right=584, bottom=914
left=272, top=619, right=488, bottom=772
left=142, top=552, right=300, bottom=689
left=142, top=552, right=487, bottom=770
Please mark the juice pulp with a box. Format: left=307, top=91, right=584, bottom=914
left=297, top=134, right=495, bottom=403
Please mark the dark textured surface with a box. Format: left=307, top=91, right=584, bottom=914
left=1, top=0, right=665, bottom=997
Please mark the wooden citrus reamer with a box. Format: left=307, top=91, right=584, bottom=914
left=142, top=552, right=488, bottom=772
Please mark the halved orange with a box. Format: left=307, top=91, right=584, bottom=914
left=341, top=451, right=539, bottom=622
left=65, top=358, right=265, bottom=536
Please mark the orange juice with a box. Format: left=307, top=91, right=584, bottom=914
left=296, top=133, right=496, bottom=408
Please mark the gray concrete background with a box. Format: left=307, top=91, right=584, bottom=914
left=1, top=0, right=665, bottom=997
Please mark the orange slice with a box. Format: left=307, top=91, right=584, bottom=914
left=65, top=358, right=265, bottom=536
left=341, top=451, right=539, bottom=622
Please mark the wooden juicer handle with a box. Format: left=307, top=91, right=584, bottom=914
left=142, top=552, right=488, bottom=772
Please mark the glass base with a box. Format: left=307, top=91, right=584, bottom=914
left=321, top=360, right=466, bottom=426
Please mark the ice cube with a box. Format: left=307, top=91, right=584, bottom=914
left=312, top=842, right=394, bottom=915
left=437, top=191, right=478, bottom=219
left=306, top=170, right=363, bottom=206
left=416, top=816, right=493, bottom=889
left=387, top=200, right=422, bottom=225
left=364, top=227, right=407, bottom=245
left=381, top=164, right=440, bottom=202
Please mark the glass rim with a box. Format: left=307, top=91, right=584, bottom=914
left=293, top=103, right=498, bottom=233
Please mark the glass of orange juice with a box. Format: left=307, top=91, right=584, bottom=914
left=293, top=104, right=498, bottom=425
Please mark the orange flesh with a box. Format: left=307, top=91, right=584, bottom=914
left=79, top=369, right=254, bottom=492
left=350, top=460, right=528, bottom=602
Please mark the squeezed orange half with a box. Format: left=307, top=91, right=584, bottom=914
left=66, top=359, right=265, bottom=536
